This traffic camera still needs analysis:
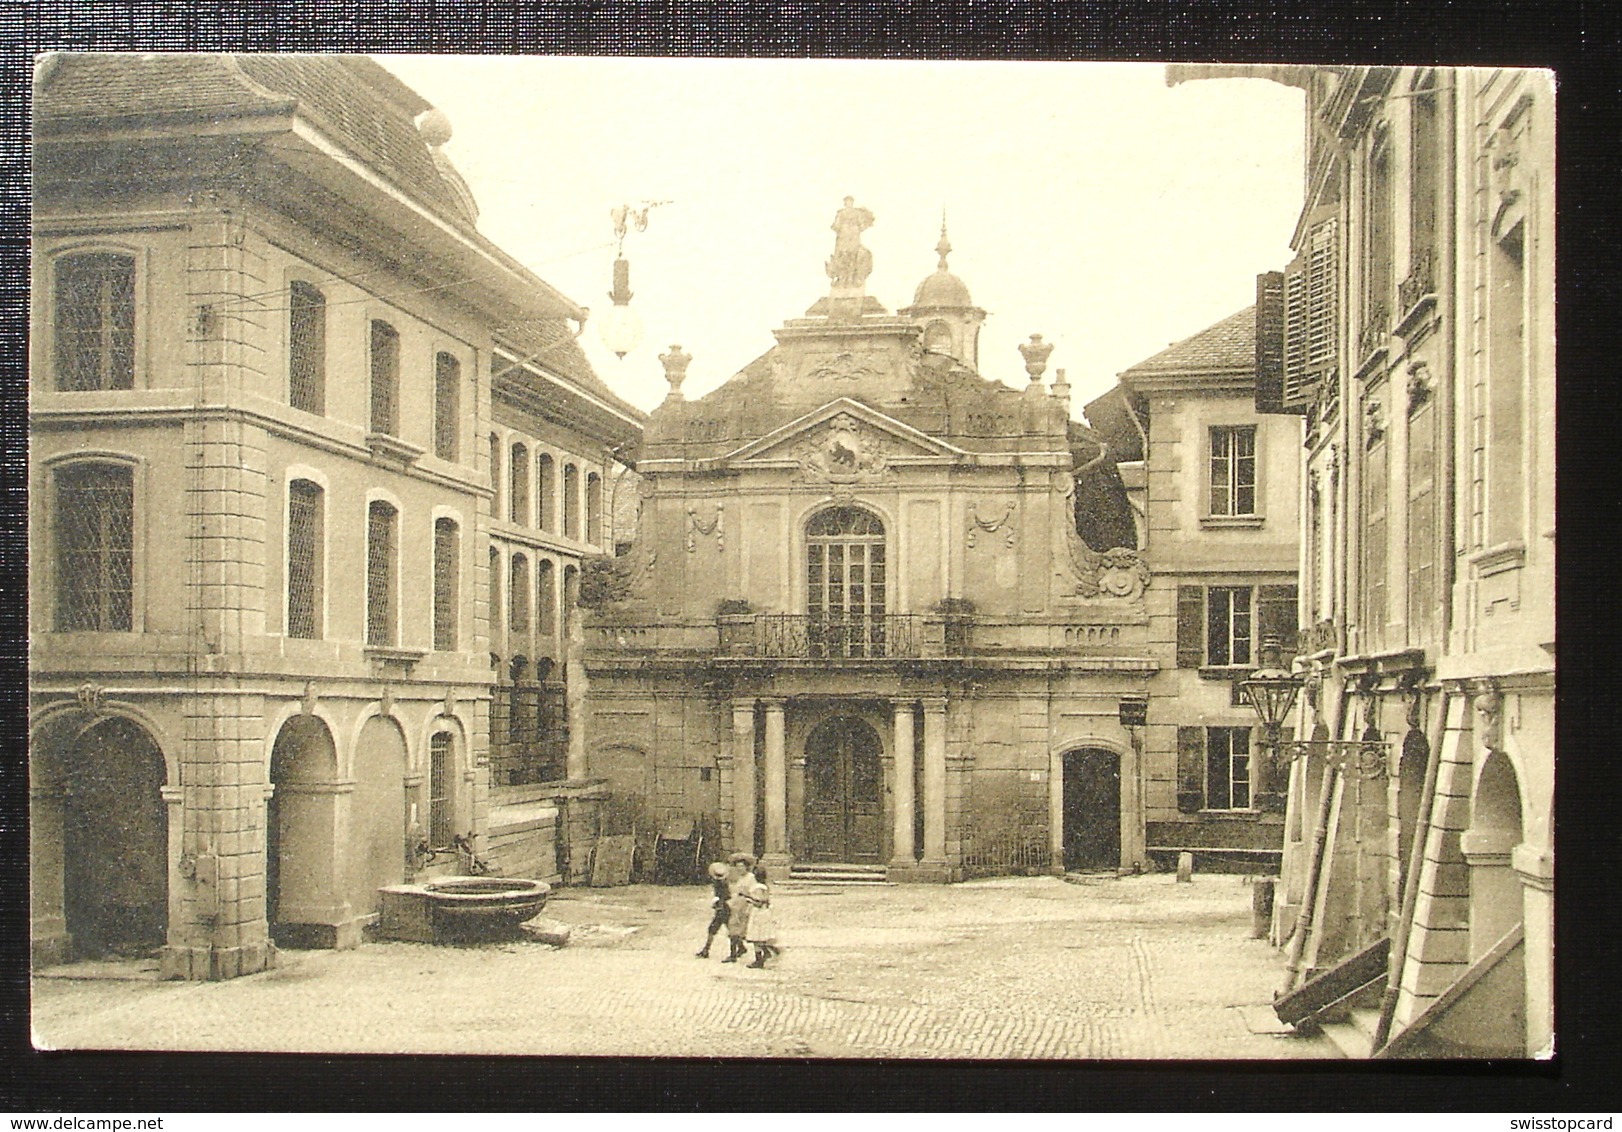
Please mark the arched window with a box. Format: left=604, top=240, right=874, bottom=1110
left=510, top=443, right=530, bottom=526
left=488, top=546, right=503, bottom=642
left=287, top=479, right=324, bottom=639
left=586, top=471, right=603, bottom=546
left=369, top=319, right=400, bottom=436
left=509, top=553, right=530, bottom=634
left=365, top=499, right=398, bottom=646
left=434, top=352, right=460, bottom=462
left=54, top=252, right=135, bottom=392
left=923, top=320, right=953, bottom=355
left=288, top=281, right=326, bottom=414
left=563, top=463, right=580, bottom=540
left=433, top=517, right=459, bottom=651
left=537, top=558, right=556, bottom=639
left=806, top=506, right=887, bottom=658
left=54, top=461, right=134, bottom=631
left=563, top=563, right=579, bottom=639
left=489, top=434, right=502, bottom=513
left=537, top=453, right=555, bottom=532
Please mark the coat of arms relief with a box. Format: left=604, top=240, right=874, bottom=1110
left=791, top=414, right=900, bottom=484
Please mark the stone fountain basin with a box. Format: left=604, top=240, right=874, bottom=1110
left=377, top=876, right=551, bottom=943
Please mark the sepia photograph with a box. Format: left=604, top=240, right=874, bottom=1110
left=26, top=51, right=1554, bottom=1064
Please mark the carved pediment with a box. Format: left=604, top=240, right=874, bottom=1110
left=721, top=398, right=963, bottom=480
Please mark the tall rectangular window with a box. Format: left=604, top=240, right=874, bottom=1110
left=537, top=454, right=555, bottom=532
left=1364, top=436, right=1389, bottom=647
left=1206, top=586, right=1253, bottom=667
left=1209, top=426, right=1257, bottom=516
left=489, top=546, right=504, bottom=642
left=586, top=472, right=603, bottom=546
left=1206, top=727, right=1253, bottom=811
left=433, top=517, right=458, bottom=651
left=55, top=252, right=135, bottom=392
left=1407, top=402, right=1438, bottom=641
left=287, top=480, right=323, bottom=639
left=1365, top=131, right=1395, bottom=344
left=54, top=462, right=134, bottom=631
left=369, top=320, right=400, bottom=436
left=434, top=352, right=460, bottom=462
left=366, top=500, right=398, bottom=646
left=1488, top=226, right=1526, bottom=546
left=1409, top=84, right=1440, bottom=292
left=509, top=554, right=530, bottom=635
left=288, top=281, right=326, bottom=414
left=537, top=558, right=556, bottom=639
left=429, top=733, right=453, bottom=847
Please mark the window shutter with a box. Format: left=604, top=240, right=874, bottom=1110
left=1177, top=727, right=1205, bottom=814
left=1176, top=586, right=1204, bottom=668
left=1257, top=584, right=1299, bottom=660
left=1254, top=271, right=1292, bottom=414
left=1302, top=213, right=1339, bottom=396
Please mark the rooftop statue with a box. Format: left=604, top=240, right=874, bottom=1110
left=826, top=196, right=875, bottom=290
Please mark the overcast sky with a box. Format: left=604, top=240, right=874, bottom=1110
left=382, top=56, right=1305, bottom=415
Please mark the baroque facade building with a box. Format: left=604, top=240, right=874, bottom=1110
left=581, top=203, right=1297, bottom=883
left=30, top=54, right=640, bottom=977
left=1177, top=65, right=1556, bottom=1056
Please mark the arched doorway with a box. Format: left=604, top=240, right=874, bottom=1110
left=1062, top=748, right=1121, bottom=871
left=268, top=714, right=339, bottom=947
left=806, top=506, right=887, bottom=658
left=1468, top=751, right=1525, bottom=959
left=350, top=715, right=408, bottom=921
left=804, top=716, right=883, bottom=862
left=55, top=717, right=169, bottom=958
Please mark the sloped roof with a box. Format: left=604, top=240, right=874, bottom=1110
left=1118, top=305, right=1255, bottom=381
left=37, top=53, right=475, bottom=232
left=497, top=317, right=645, bottom=424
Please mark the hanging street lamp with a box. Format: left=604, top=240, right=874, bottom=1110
left=1240, top=635, right=1390, bottom=779
left=597, top=200, right=669, bottom=360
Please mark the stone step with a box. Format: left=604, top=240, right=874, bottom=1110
left=786, top=864, right=892, bottom=886
left=1320, top=1007, right=1383, bottom=1059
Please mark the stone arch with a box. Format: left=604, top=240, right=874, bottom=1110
left=349, top=713, right=409, bottom=921
left=590, top=741, right=651, bottom=800
left=34, top=713, right=169, bottom=960
left=267, top=713, right=347, bottom=948
left=1395, top=725, right=1431, bottom=897
left=1059, top=745, right=1122, bottom=872
left=1465, top=749, right=1526, bottom=960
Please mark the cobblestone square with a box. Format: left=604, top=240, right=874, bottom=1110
left=34, top=874, right=1333, bottom=1059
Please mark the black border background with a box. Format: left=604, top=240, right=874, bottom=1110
left=3, top=0, right=1618, bottom=1113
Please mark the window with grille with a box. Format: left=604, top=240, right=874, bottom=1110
left=1206, top=727, right=1253, bottom=811
left=1209, top=426, right=1257, bottom=516
left=54, top=462, right=134, bottom=631
left=586, top=472, right=602, bottom=545
left=54, top=252, right=135, bottom=392
left=434, top=352, right=460, bottom=461
left=806, top=506, right=887, bottom=658
left=537, top=454, right=555, bottom=532
left=509, top=443, right=529, bottom=525
left=369, top=320, right=400, bottom=436
left=429, top=732, right=454, bottom=846
left=537, top=558, right=556, bottom=638
left=366, top=500, right=397, bottom=646
left=287, top=479, right=323, bottom=639
left=509, top=554, right=530, bottom=634
left=433, top=517, right=458, bottom=651
left=488, top=546, right=503, bottom=640
left=563, top=464, right=579, bottom=540
left=288, top=281, right=326, bottom=414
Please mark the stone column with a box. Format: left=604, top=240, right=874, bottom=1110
left=919, top=696, right=949, bottom=880
left=762, top=698, right=789, bottom=869
left=890, top=699, right=917, bottom=875
left=732, top=698, right=757, bottom=856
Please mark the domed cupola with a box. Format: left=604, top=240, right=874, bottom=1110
left=900, top=216, right=986, bottom=370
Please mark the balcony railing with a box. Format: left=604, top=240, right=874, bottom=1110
left=1398, top=247, right=1436, bottom=316
left=735, top=613, right=921, bottom=659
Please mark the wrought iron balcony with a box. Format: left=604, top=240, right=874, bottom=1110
left=1358, top=302, right=1390, bottom=362
left=726, top=613, right=921, bottom=660
left=1398, top=248, right=1436, bottom=316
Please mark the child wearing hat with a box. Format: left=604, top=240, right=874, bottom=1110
left=695, top=861, right=731, bottom=958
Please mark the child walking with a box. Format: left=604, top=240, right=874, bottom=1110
left=695, top=861, right=730, bottom=958
left=722, top=853, right=755, bottom=963
left=744, top=864, right=780, bottom=968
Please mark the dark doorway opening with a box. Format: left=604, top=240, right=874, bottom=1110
left=61, top=717, right=168, bottom=959
left=804, top=716, right=883, bottom=862
left=1062, top=748, right=1121, bottom=872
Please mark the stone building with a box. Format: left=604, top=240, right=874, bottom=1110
left=29, top=54, right=640, bottom=976
left=1176, top=65, right=1556, bottom=1056
left=583, top=206, right=1173, bottom=882
left=1086, top=307, right=1301, bottom=871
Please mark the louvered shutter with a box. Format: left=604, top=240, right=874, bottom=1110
left=1281, top=210, right=1340, bottom=411
left=1176, top=586, right=1204, bottom=668
left=1177, top=727, right=1205, bottom=813
left=1257, top=584, right=1299, bottom=660
left=1254, top=271, right=1292, bottom=414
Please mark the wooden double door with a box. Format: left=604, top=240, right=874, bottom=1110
left=804, top=716, right=884, bottom=863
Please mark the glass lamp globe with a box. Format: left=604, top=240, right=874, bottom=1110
left=598, top=303, right=644, bottom=360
